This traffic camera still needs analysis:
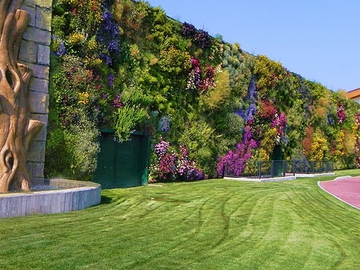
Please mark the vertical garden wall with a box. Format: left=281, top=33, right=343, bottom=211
left=47, top=0, right=360, bottom=182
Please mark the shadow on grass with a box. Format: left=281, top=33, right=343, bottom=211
left=100, top=195, right=113, bottom=204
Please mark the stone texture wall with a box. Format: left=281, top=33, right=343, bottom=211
left=20, top=0, right=52, bottom=181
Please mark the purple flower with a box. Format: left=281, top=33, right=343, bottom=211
left=52, top=35, right=66, bottom=57
left=245, top=103, right=257, bottom=122
left=337, top=102, right=347, bottom=124
left=56, top=41, right=66, bottom=57
left=112, top=94, right=124, bottom=108
left=249, top=139, right=258, bottom=148
left=99, top=53, right=112, bottom=66
left=108, top=74, right=115, bottom=87
left=153, top=142, right=204, bottom=181
left=194, top=30, right=212, bottom=49
left=216, top=125, right=257, bottom=177
left=159, top=116, right=170, bottom=132
left=154, top=140, right=170, bottom=158
left=108, top=40, right=120, bottom=54
left=181, top=22, right=196, bottom=37
left=235, top=109, right=246, bottom=119
left=327, top=114, right=334, bottom=125
left=247, top=76, right=257, bottom=101
left=96, top=1, right=121, bottom=66
left=102, top=10, right=112, bottom=21
left=191, top=57, right=200, bottom=68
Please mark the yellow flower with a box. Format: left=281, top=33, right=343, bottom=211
left=87, top=39, right=98, bottom=51
left=68, top=32, right=85, bottom=45
left=78, top=92, right=90, bottom=105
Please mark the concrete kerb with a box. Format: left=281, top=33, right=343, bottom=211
left=224, top=176, right=296, bottom=182
left=224, top=172, right=335, bottom=182
left=0, top=179, right=101, bottom=218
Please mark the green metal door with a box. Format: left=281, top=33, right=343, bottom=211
left=271, top=145, right=283, bottom=177
left=93, top=131, right=150, bottom=188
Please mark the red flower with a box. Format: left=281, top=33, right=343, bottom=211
left=190, top=57, right=200, bottom=69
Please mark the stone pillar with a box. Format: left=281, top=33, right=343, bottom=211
left=19, top=0, right=52, bottom=181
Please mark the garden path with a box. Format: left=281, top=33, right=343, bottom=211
left=319, top=176, right=360, bottom=209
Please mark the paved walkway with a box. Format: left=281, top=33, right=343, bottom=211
left=318, top=176, right=360, bottom=209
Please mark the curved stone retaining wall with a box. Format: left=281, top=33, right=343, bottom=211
left=0, top=179, right=101, bottom=218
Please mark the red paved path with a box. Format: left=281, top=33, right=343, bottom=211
left=319, top=177, right=360, bottom=209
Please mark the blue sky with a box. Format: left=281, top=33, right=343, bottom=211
left=147, top=0, right=360, bottom=92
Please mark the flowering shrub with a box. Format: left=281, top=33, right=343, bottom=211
left=186, top=57, right=202, bottom=90
left=181, top=22, right=196, bottom=38
left=309, top=134, right=329, bottom=161
left=108, top=74, right=115, bottom=87
left=247, top=76, right=257, bottom=101
left=158, top=116, right=170, bottom=132
left=302, top=126, right=314, bottom=158
left=154, top=140, right=169, bottom=157
left=177, top=146, right=204, bottom=180
left=271, top=112, right=287, bottom=143
left=96, top=1, right=121, bottom=66
left=337, top=102, right=347, bottom=124
left=194, top=30, right=212, bottom=49
left=186, top=57, right=216, bottom=92
left=181, top=22, right=212, bottom=49
left=152, top=141, right=204, bottom=181
left=258, top=100, right=277, bottom=119
left=236, top=103, right=257, bottom=124
left=254, top=55, right=291, bottom=99
left=51, top=36, right=66, bottom=57
left=112, top=94, right=124, bottom=108
left=236, top=76, right=258, bottom=125
left=327, top=113, right=335, bottom=125
left=201, top=65, right=216, bottom=91
left=217, top=125, right=258, bottom=176
left=257, top=128, right=278, bottom=160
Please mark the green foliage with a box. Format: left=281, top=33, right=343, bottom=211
left=199, top=69, right=231, bottom=111
left=214, top=112, right=245, bottom=156
left=47, top=54, right=100, bottom=180
left=113, top=105, right=148, bottom=142
left=254, top=54, right=292, bottom=103
left=45, top=111, right=99, bottom=181
left=158, top=46, right=191, bottom=74
left=177, top=115, right=217, bottom=176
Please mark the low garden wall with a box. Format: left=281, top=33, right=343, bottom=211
left=0, top=179, right=101, bottom=218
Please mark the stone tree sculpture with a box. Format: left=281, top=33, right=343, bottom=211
left=0, top=0, right=44, bottom=192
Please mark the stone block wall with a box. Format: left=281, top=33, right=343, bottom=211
left=20, top=0, right=52, bottom=181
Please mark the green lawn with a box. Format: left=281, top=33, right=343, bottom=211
left=1, top=170, right=360, bottom=270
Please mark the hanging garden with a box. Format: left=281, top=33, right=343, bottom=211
left=46, top=0, right=360, bottom=182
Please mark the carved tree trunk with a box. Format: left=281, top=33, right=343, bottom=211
left=0, top=0, right=44, bottom=192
